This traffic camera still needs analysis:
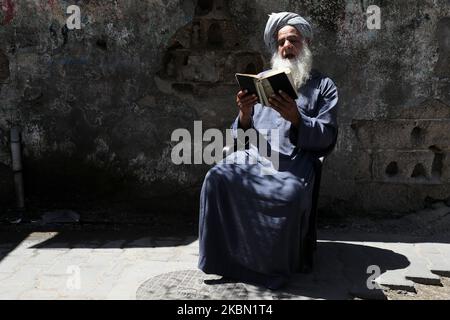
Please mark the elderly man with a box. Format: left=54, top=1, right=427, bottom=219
left=198, top=12, right=339, bottom=290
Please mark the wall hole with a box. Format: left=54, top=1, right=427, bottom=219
left=207, top=23, right=223, bottom=47
left=183, top=55, right=189, bottom=66
left=411, top=163, right=427, bottom=178
left=385, top=161, right=399, bottom=176
left=163, top=53, right=176, bottom=77
left=96, top=38, right=107, bottom=51
left=411, top=126, right=425, bottom=145
left=196, top=0, right=213, bottom=15
left=430, top=146, right=444, bottom=178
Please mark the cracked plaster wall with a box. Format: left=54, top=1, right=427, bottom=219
left=0, top=0, right=449, bottom=218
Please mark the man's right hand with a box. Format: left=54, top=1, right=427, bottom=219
left=236, top=90, right=258, bottom=129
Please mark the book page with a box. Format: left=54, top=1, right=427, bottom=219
left=255, top=81, right=264, bottom=105
left=235, top=73, right=259, bottom=78
left=260, top=79, right=273, bottom=107
left=257, top=68, right=291, bottom=79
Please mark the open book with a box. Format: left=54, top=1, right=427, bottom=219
left=235, top=68, right=298, bottom=107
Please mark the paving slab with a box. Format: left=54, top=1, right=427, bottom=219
left=1, top=230, right=450, bottom=300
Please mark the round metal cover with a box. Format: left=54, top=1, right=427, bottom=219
left=136, top=269, right=249, bottom=300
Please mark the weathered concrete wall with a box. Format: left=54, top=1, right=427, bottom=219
left=0, top=0, right=449, bottom=219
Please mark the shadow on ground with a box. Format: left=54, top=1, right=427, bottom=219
left=135, top=241, right=411, bottom=300
left=0, top=232, right=30, bottom=265
left=275, top=241, right=410, bottom=300
left=0, top=226, right=198, bottom=265
left=29, top=230, right=197, bottom=249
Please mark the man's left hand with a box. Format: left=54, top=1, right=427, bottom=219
left=268, top=91, right=300, bottom=128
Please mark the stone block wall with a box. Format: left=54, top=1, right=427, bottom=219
left=0, top=0, right=449, bottom=219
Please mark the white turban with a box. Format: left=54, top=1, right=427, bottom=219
left=264, top=12, right=313, bottom=53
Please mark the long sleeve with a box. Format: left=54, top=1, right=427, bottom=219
left=230, top=106, right=256, bottom=139
left=290, top=77, right=339, bottom=153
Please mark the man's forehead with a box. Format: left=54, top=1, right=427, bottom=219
left=277, top=25, right=302, bottom=39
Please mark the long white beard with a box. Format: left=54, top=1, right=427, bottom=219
left=270, top=42, right=313, bottom=90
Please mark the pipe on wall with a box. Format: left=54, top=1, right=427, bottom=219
left=10, top=126, right=25, bottom=214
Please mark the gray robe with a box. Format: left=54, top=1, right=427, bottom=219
left=198, top=69, right=339, bottom=289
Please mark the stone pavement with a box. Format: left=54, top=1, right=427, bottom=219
left=0, top=226, right=449, bottom=300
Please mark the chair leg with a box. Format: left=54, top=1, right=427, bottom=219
left=299, top=158, right=323, bottom=273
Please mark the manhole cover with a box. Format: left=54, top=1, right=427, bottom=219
left=136, top=269, right=249, bottom=300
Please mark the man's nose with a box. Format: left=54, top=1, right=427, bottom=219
left=282, top=39, right=294, bottom=50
